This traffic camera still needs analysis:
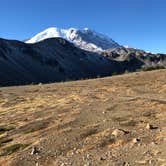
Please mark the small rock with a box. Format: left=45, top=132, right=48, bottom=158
left=153, top=149, right=161, bottom=155
left=146, top=123, right=153, bottom=129
left=146, top=123, right=157, bottom=130
left=31, top=147, right=39, bottom=155
left=100, top=156, right=106, bottom=161
left=132, top=138, right=140, bottom=143
left=103, top=119, right=107, bottom=122
left=149, top=160, right=154, bottom=164
left=136, top=160, right=147, bottom=164
left=73, top=147, right=77, bottom=151
left=112, top=129, right=125, bottom=137
left=123, top=162, right=130, bottom=166
left=84, top=162, right=91, bottom=166
left=86, top=154, right=91, bottom=159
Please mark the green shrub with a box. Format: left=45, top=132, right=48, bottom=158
left=141, top=66, right=165, bottom=71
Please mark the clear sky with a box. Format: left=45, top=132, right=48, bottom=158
left=0, top=0, right=166, bottom=53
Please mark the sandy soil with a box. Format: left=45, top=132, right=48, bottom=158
left=0, top=70, right=166, bottom=166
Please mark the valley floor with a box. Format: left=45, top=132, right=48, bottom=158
left=0, top=70, right=166, bottom=166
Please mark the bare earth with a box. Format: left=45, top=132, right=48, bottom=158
left=0, top=70, right=166, bottom=166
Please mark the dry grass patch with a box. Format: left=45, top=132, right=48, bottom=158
left=0, top=137, right=13, bottom=147
left=1, top=144, right=29, bottom=156
left=18, top=120, right=50, bottom=134
left=0, top=126, right=15, bottom=135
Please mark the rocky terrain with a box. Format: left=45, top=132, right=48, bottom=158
left=102, top=47, right=166, bottom=71
left=0, top=69, right=165, bottom=166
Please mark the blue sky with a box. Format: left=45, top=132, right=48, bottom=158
left=0, top=0, right=166, bottom=53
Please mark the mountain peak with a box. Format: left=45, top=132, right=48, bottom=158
left=26, top=27, right=120, bottom=52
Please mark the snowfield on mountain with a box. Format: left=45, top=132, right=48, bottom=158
left=26, top=27, right=120, bottom=52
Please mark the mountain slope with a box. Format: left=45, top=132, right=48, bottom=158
left=0, top=38, right=116, bottom=86
left=0, top=37, right=166, bottom=87
left=102, top=47, right=166, bottom=70
left=26, top=27, right=120, bottom=52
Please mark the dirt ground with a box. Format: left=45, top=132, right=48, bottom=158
left=0, top=70, right=166, bottom=166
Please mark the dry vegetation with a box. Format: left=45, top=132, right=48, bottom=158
left=0, top=70, right=166, bottom=166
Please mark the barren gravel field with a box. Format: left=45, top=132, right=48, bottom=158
left=0, top=70, right=166, bottom=166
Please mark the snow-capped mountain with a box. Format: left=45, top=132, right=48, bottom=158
left=26, top=27, right=120, bottom=52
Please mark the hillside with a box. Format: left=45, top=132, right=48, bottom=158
left=0, top=37, right=113, bottom=86
left=0, top=37, right=166, bottom=87
left=0, top=69, right=165, bottom=166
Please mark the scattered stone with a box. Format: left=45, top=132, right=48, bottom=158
left=103, top=119, right=107, bottom=122
left=135, top=160, right=147, bottom=164
left=146, top=123, right=153, bottom=129
left=150, top=142, right=156, bottom=146
left=100, top=156, right=106, bottom=161
left=123, top=162, right=130, bottom=166
left=105, top=151, right=112, bottom=156
left=86, top=154, right=91, bottom=159
left=146, top=123, right=157, bottom=130
left=132, top=138, right=140, bottom=143
left=112, top=129, right=125, bottom=137
left=149, top=160, right=153, bottom=164
left=84, top=162, right=91, bottom=166
left=73, top=147, right=77, bottom=151
left=153, top=149, right=161, bottom=156
left=31, top=147, right=39, bottom=155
